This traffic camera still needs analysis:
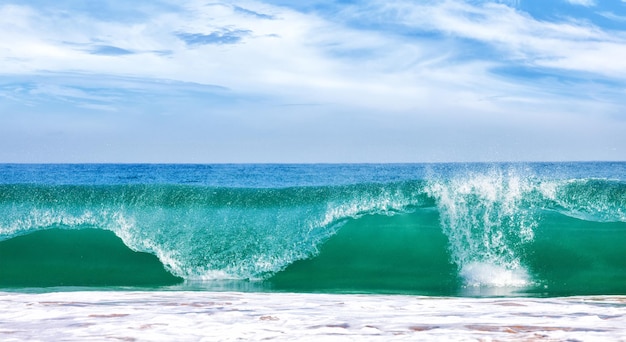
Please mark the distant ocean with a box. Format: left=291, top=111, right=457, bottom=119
left=1, top=163, right=625, bottom=340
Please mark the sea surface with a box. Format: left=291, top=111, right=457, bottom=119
left=0, top=162, right=624, bottom=297
left=1, top=163, right=626, bottom=340
left=0, top=163, right=626, bottom=297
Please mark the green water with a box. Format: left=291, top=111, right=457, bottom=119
left=527, top=213, right=626, bottom=296
left=0, top=163, right=624, bottom=296
left=0, top=228, right=182, bottom=287
left=0, top=206, right=624, bottom=295
left=269, top=210, right=460, bottom=295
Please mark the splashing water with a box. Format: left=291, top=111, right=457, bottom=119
left=426, top=167, right=537, bottom=288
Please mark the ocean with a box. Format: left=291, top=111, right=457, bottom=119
left=1, top=163, right=625, bottom=340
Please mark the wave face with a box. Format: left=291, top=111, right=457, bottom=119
left=0, top=163, right=624, bottom=296
left=0, top=228, right=182, bottom=287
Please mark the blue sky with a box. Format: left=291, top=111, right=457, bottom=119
left=1, top=0, right=625, bottom=163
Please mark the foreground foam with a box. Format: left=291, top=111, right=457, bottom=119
left=0, top=291, right=624, bottom=341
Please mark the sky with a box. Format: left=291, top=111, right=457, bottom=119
left=1, top=0, right=625, bottom=163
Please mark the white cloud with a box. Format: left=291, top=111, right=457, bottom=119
left=564, top=0, right=596, bottom=6
left=3, top=1, right=625, bottom=95
left=597, top=11, right=626, bottom=22
left=2, top=0, right=625, bottom=116
left=352, top=1, right=626, bottom=78
left=1, top=0, right=625, bottom=162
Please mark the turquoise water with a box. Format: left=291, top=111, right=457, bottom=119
left=0, top=163, right=624, bottom=296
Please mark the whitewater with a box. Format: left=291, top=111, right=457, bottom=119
left=2, top=291, right=625, bottom=341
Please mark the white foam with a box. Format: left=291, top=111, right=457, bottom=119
left=460, top=262, right=531, bottom=287
left=0, top=291, right=624, bottom=341
left=317, top=188, right=419, bottom=229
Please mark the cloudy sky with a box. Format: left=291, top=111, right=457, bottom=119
left=1, top=0, right=625, bottom=163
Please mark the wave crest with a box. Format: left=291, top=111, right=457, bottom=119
left=0, top=172, right=624, bottom=287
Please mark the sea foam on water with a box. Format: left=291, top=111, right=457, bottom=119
left=460, top=262, right=531, bottom=288
left=1, top=291, right=624, bottom=341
